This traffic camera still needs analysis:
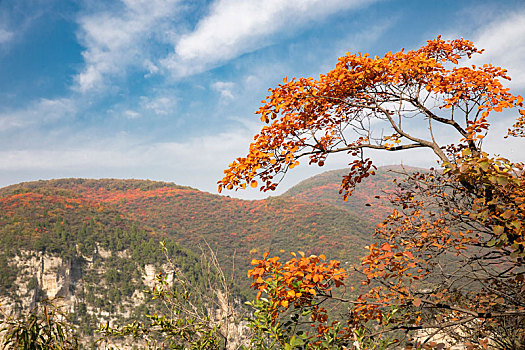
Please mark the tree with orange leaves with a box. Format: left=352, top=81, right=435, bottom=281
left=221, top=37, right=525, bottom=349
left=245, top=252, right=349, bottom=348
left=219, top=36, right=523, bottom=198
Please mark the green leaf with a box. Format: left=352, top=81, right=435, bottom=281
left=510, top=220, right=522, bottom=229
left=493, top=225, right=504, bottom=236
left=496, top=176, right=509, bottom=186
left=478, top=160, right=490, bottom=171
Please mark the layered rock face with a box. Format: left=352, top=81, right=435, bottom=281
left=1, top=247, right=147, bottom=343
left=3, top=252, right=77, bottom=316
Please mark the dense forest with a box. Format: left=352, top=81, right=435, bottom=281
left=0, top=170, right=394, bottom=289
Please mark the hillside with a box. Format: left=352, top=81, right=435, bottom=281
left=0, top=170, right=421, bottom=344
left=0, top=178, right=376, bottom=301
left=283, top=165, right=427, bottom=225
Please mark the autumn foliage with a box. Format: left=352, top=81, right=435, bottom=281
left=219, top=36, right=523, bottom=198
left=223, top=37, right=525, bottom=348
left=248, top=251, right=346, bottom=320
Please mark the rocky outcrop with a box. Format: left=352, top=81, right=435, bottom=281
left=2, top=249, right=131, bottom=330
left=212, top=290, right=250, bottom=350
left=3, top=252, right=79, bottom=315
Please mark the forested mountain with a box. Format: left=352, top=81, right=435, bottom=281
left=283, top=165, right=425, bottom=226
left=0, top=166, right=411, bottom=344
left=1, top=177, right=375, bottom=273
left=0, top=185, right=219, bottom=343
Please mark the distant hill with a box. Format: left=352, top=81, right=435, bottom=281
left=0, top=178, right=375, bottom=294
left=282, top=165, right=427, bottom=225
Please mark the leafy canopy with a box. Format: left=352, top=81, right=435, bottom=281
left=218, top=36, right=524, bottom=199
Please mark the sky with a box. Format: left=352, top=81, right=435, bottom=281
left=0, top=0, right=524, bottom=199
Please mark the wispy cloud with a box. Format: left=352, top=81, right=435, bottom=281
left=141, top=95, right=177, bottom=116
left=0, top=28, right=13, bottom=45
left=0, top=98, right=75, bottom=131
left=74, top=0, right=181, bottom=92
left=0, top=126, right=266, bottom=196
left=74, top=0, right=380, bottom=90
left=0, top=2, right=44, bottom=49
left=470, top=9, right=525, bottom=88
left=211, top=81, right=235, bottom=100
left=123, top=110, right=141, bottom=119
left=109, top=93, right=178, bottom=119
left=163, top=0, right=379, bottom=77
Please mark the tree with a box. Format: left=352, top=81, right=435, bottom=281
left=218, top=36, right=523, bottom=198
left=220, top=37, right=525, bottom=348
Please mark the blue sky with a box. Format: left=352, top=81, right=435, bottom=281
left=0, top=0, right=524, bottom=199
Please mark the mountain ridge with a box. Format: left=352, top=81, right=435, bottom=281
left=0, top=175, right=380, bottom=286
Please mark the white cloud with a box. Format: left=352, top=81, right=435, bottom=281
left=141, top=95, right=177, bottom=115
left=74, top=0, right=380, bottom=89
left=163, top=0, right=378, bottom=76
left=143, top=59, right=160, bottom=77
left=469, top=10, right=525, bottom=88
left=0, top=126, right=268, bottom=197
left=123, top=110, right=141, bottom=119
left=0, top=28, right=14, bottom=44
left=74, top=0, right=181, bottom=92
left=0, top=98, right=75, bottom=131
left=211, top=81, right=235, bottom=99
